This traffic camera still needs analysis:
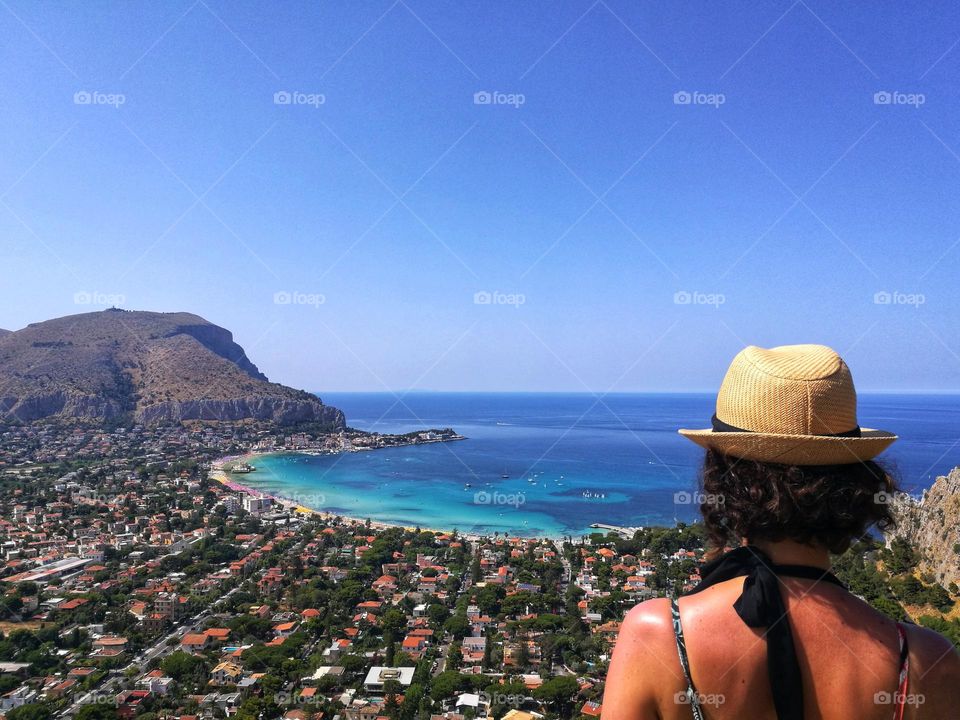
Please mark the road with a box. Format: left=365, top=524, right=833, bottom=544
left=59, top=584, right=243, bottom=717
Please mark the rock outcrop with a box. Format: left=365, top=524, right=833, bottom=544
left=0, top=309, right=345, bottom=428
left=888, top=467, right=960, bottom=588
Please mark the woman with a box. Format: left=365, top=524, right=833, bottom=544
left=601, top=344, right=959, bottom=720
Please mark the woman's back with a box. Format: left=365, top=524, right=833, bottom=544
left=602, top=575, right=959, bottom=720
left=602, top=345, right=960, bottom=720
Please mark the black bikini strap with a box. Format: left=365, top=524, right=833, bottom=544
left=671, top=598, right=705, bottom=720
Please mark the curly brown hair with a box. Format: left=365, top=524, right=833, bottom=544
left=699, top=449, right=899, bottom=558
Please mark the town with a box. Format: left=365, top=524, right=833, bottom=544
left=0, top=422, right=955, bottom=720
left=0, top=422, right=704, bottom=720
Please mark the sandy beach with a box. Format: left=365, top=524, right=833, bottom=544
left=209, top=452, right=487, bottom=541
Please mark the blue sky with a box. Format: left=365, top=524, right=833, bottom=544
left=2, top=1, right=959, bottom=392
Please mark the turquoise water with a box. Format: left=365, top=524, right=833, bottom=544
left=235, top=393, right=960, bottom=537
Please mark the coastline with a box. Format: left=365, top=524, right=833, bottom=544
left=210, top=451, right=497, bottom=542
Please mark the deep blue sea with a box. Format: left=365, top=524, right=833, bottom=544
left=237, top=393, right=960, bottom=538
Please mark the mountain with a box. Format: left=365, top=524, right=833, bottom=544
left=0, top=330, right=10, bottom=338
left=888, top=467, right=960, bottom=588
left=0, top=309, right=345, bottom=427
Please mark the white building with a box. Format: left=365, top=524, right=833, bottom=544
left=362, top=666, right=415, bottom=692
left=242, top=495, right=272, bottom=515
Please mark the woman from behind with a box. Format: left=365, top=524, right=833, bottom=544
left=601, top=344, right=960, bottom=720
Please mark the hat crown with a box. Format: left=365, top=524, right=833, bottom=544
left=715, top=344, right=858, bottom=436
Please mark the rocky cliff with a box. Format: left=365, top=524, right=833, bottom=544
left=888, top=467, right=960, bottom=588
left=0, top=309, right=345, bottom=428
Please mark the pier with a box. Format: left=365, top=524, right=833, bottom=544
left=590, top=522, right=642, bottom=538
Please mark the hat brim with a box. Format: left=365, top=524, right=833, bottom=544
left=677, top=427, right=897, bottom=466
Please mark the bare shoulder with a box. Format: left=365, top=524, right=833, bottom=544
left=617, top=597, right=675, bottom=652
left=602, top=598, right=680, bottom=720
left=902, top=622, right=960, bottom=714
left=904, top=622, right=960, bottom=678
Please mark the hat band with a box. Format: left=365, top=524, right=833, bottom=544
left=711, top=413, right=862, bottom=438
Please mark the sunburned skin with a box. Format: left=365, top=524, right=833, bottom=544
left=600, top=539, right=960, bottom=720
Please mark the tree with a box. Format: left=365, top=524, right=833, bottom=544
left=443, top=613, right=470, bottom=640
left=161, top=650, right=207, bottom=684
left=533, top=676, right=580, bottom=718
left=340, top=654, right=366, bottom=674
left=381, top=609, right=407, bottom=638
left=76, top=705, right=119, bottom=720
left=7, top=705, right=51, bottom=720
left=427, top=603, right=449, bottom=628
left=884, top=538, right=919, bottom=575
left=430, top=670, right=463, bottom=701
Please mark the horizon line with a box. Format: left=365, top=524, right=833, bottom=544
left=310, top=389, right=960, bottom=396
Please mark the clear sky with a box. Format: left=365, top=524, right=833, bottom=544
left=2, top=1, right=959, bottom=393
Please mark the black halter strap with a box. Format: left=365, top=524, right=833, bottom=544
left=685, top=546, right=845, bottom=720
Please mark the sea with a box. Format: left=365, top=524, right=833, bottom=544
left=234, top=393, right=960, bottom=538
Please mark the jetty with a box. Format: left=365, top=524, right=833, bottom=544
left=590, top=522, right=642, bottom=538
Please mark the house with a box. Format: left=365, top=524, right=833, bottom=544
left=205, top=627, right=231, bottom=645
left=401, top=634, right=428, bottom=659
left=345, top=701, right=386, bottom=720
left=181, top=633, right=210, bottom=653
left=273, top=621, right=298, bottom=638
left=211, top=661, right=244, bottom=686
left=502, top=711, right=544, bottom=720
left=45, top=679, right=77, bottom=700
left=362, top=666, right=415, bottom=692
left=0, top=685, right=37, bottom=711
left=91, top=636, right=128, bottom=660
left=581, top=700, right=602, bottom=717
left=142, top=612, right=169, bottom=635
left=418, top=575, right=439, bottom=594
left=116, top=689, right=151, bottom=720
left=304, top=665, right=345, bottom=684
left=138, top=670, right=174, bottom=695
left=504, top=640, right=541, bottom=667
left=461, top=636, right=486, bottom=665
left=372, top=574, right=397, bottom=597
left=154, top=591, right=187, bottom=620
left=322, top=638, right=351, bottom=660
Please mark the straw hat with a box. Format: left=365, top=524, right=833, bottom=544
left=679, top=344, right=896, bottom=465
